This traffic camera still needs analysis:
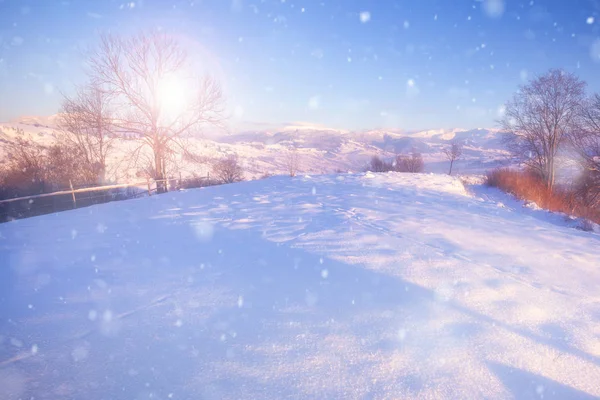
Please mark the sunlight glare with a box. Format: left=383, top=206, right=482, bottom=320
left=158, top=75, right=190, bottom=122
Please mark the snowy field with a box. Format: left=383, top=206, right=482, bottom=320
left=1, top=173, right=600, bottom=399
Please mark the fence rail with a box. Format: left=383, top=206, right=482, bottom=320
left=0, top=181, right=148, bottom=204
left=0, top=175, right=211, bottom=223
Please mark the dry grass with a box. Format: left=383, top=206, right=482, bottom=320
left=486, top=168, right=600, bottom=227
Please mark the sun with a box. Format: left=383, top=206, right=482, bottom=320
left=157, top=74, right=190, bottom=123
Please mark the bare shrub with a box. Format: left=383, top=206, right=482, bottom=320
left=367, top=155, right=394, bottom=172
left=178, top=174, right=210, bottom=189
left=44, top=144, right=87, bottom=188
left=1, top=136, right=47, bottom=188
left=443, top=142, right=462, bottom=175
left=212, top=155, right=244, bottom=184
left=285, top=146, right=300, bottom=177
left=395, top=151, right=424, bottom=173
left=0, top=136, right=101, bottom=202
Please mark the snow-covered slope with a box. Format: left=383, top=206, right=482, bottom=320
left=1, top=173, right=599, bottom=399
left=0, top=116, right=511, bottom=180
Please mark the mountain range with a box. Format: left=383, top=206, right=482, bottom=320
left=0, top=115, right=511, bottom=181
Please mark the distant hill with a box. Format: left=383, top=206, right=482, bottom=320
left=0, top=115, right=511, bottom=181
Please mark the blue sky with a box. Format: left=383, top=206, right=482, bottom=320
left=1, top=0, right=600, bottom=130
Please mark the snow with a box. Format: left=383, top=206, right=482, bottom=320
left=1, top=173, right=599, bottom=399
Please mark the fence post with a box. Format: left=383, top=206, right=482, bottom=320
left=69, top=180, right=77, bottom=208
left=147, top=178, right=152, bottom=196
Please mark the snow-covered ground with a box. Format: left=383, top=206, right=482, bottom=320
left=1, top=173, right=599, bottom=399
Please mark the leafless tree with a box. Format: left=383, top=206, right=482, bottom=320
left=212, top=155, right=244, bottom=184
left=285, top=145, right=300, bottom=177
left=573, top=94, right=600, bottom=170
left=58, top=81, right=114, bottom=184
left=443, top=141, right=463, bottom=175
left=500, top=69, right=586, bottom=189
left=395, top=149, right=424, bottom=173
left=571, top=94, right=600, bottom=207
left=88, top=31, right=225, bottom=193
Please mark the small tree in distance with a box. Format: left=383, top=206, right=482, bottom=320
left=367, top=155, right=391, bottom=172
left=285, top=145, right=300, bottom=177
left=395, top=150, right=424, bottom=173
left=443, top=141, right=463, bottom=175
left=212, top=155, right=244, bottom=184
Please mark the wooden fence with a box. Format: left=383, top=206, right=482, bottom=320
left=0, top=175, right=211, bottom=223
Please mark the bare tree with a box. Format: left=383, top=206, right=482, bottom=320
left=212, top=155, right=244, bottom=184
left=285, top=145, right=300, bottom=177
left=89, top=31, right=225, bottom=193
left=500, top=69, right=586, bottom=189
left=573, top=94, right=600, bottom=170
left=443, top=141, right=463, bottom=175
left=58, top=81, right=114, bottom=184
left=571, top=94, right=600, bottom=207
left=395, top=149, right=424, bottom=173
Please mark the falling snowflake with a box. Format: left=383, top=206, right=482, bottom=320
left=482, top=0, right=505, bottom=18
left=308, top=95, right=320, bottom=110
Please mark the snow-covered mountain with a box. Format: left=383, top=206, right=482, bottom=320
left=0, top=115, right=511, bottom=181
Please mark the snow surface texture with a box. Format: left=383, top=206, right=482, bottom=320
left=0, top=116, right=511, bottom=180
left=1, top=173, right=600, bottom=399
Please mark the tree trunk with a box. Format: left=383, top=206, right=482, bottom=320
left=548, top=157, right=556, bottom=190
left=448, top=160, right=454, bottom=175
left=154, top=148, right=167, bottom=194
